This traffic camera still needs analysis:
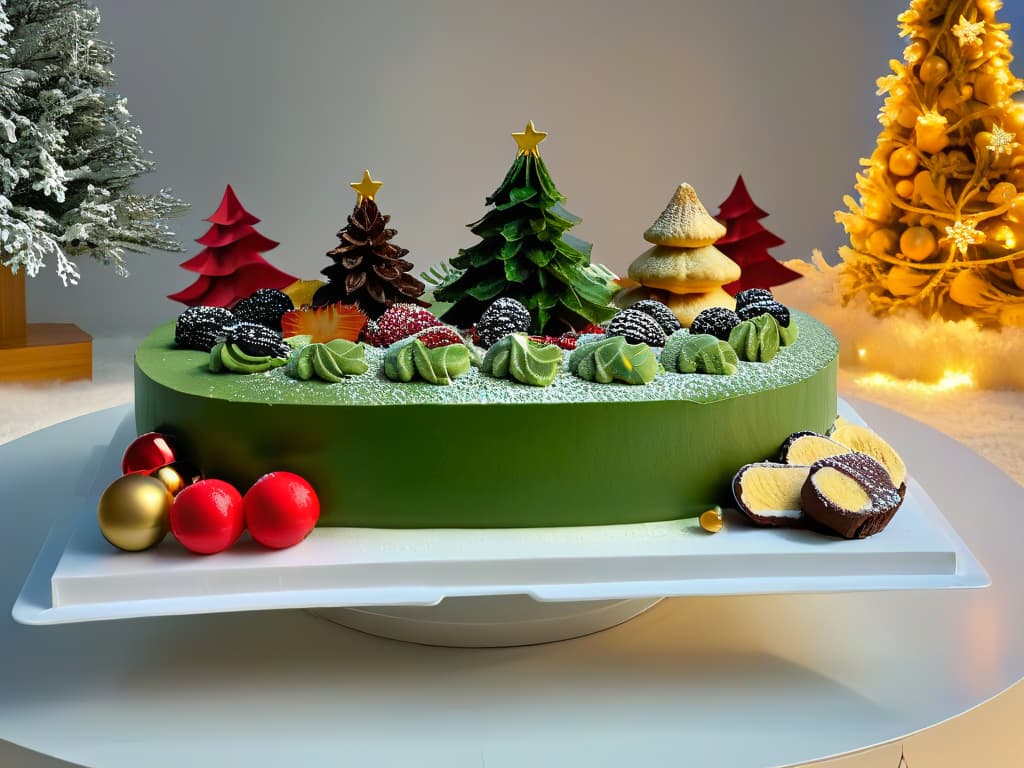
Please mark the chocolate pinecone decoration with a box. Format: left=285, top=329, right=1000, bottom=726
left=312, top=199, right=428, bottom=319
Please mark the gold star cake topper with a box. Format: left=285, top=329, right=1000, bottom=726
left=350, top=169, right=383, bottom=205
left=512, top=120, right=547, bottom=157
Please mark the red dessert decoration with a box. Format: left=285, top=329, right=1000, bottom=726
left=168, top=185, right=297, bottom=308
left=170, top=479, right=245, bottom=555
left=374, top=304, right=442, bottom=347
left=243, top=472, right=320, bottom=550
left=122, top=432, right=177, bottom=475
left=714, top=176, right=801, bottom=295
left=281, top=303, right=368, bottom=343
left=416, top=326, right=464, bottom=349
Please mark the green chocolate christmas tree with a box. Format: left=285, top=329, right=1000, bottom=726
left=435, top=122, right=616, bottom=334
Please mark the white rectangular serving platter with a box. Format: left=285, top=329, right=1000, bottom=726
left=12, top=401, right=990, bottom=626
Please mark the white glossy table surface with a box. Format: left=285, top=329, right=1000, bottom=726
left=1, top=400, right=1022, bottom=768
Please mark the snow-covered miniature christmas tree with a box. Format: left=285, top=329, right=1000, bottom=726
left=0, top=0, right=186, bottom=381
left=0, top=0, right=187, bottom=285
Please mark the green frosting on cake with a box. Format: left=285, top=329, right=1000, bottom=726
left=285, top=339, right=368, bottom=383
left=779, top=318, right=799, bottom=346
left=568, top=335, right=659, bottom=385
left=729, top=314, right=781, bottom=363
left=663, top=331, right=738, bottom=375
left=134, top=310, right=839, bottom=528
left=209, top=342, right=288, bottom=374
left=480, top=333, right=562, bottom=387
left=384, top=338, right=472, bottom=385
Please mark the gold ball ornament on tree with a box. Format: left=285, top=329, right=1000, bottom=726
left=97, top=474, right=173, bottom=552
left=888, top=147, right=919, bottom=177
left=868, top=228, right=899, bottom=256
left=919, top=55, right=949, bottom=85
left=900, top=226, right=938, bottom=262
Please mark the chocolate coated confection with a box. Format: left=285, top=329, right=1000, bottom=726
left=800, top=453, right=903, bottom=539
left=174, top=305, right=235, bottom=352
left=476, top=297, right=532, bottom=348
left=779, top=431, right=850, bottom=465
left=232, top=289, right=294, bottom=331
left=690, top=307, right=741, bottom=340
left=134, top=309, right=838, bottom=528
left=627, top=299, right=682, bottom=335
left=733, top=288, right=774, bottom=312
left=732, top=462, right=810, bottom=527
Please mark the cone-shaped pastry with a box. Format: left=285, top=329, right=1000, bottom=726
left=629, top=244, right=741, bottom=293
left=664, top=288, right=736, bottom=327
left=644, top=183, right=727, bottom=248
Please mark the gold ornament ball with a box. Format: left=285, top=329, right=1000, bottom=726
left=699, top=507, right=724, bottom=534
left=919, top=56, right=949, bottom=85
left=900, top=226, right=938, bottom=262
left=868, top=228, right=899, bottom=256
left=895, top=179, right=915, bottom=199
left=888, top=147, right=918, bottom=177
left=97, top=474, right=172, bottom=552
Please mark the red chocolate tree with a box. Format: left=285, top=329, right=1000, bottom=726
left=714, top=176, right=801, bottom=295
left=168, top=185, right=297, bottom=308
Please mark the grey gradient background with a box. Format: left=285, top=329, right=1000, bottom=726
left=24, top=0, right=1024, bottom=335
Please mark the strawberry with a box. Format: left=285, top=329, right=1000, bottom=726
left=376, top=303, right=442, bottom=346
left=281, top=303, right=367, bottom=343
left=416, top=326, right=464, bottom=349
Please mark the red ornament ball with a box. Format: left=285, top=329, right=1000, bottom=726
left=170, top=479, right=245, bottom=555
left=122, top=432, right=177, bottom=474
left=243, top=472, right=320, bottom=550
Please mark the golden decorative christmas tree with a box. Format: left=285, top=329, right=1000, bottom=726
left=835, top=0, right=1024, bottom=327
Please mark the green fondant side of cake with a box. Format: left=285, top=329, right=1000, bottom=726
left=135, top=311, right=838, bottom=528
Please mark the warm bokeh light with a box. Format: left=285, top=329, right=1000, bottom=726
left=855, top=369, right=976, bottom=393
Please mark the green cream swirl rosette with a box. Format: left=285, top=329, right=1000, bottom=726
left=209, top=341, right=288, bottom=374
left=480, top=333, right=563, bottom=387
left=662, top=330, right=738, bottom=375
left=728, top=313, right=781, bottom=363
left=567, top=335, right=659, bottom=385
left=285, top=338, right=368, bottom=383
left=384, top=338, right=472, bottom=385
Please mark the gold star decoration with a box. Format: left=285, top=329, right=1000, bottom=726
left=987, top=124, right=1021, bottom=157
left=512, top=120, right=547, bottom=158
left=951, top=15, right=985, bottom=47
left=943, top=219, right=986, bottom=256
left=350, top=169, right=383, bottom=205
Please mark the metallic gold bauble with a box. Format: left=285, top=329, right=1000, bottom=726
left=867, top=228, right=898, bottom=256
left=895, top=179, right=915, bottom=199
left=918, top=55, right=949, bottom=85
left=97, top=474, right=172, bottom=552
left=699, top=507, right=723, bottom=534
left=900, top=226, right=938, bottom=262
left=152, top=463, right=200, bottom=497
left=888, top=147, right=918, bottom=177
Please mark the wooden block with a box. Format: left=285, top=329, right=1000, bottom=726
left=0, top=323, right=93, bottom=382
left=0, top=268, right=27, bottom=341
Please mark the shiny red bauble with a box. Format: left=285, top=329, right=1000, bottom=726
left=170, top=479, right=245, bottom=555
left=122, top=432, right=177, bottom=474
left=243, top=472, right=320, bottom=549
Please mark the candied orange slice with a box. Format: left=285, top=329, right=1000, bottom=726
left=281, top=304, right=367, bottom=343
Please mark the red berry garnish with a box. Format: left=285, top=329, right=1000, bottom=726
left=579, top=323, right=606, bottom=335
left=416, top=326, right=464, bottom=349
left=281, top=303, right=367, bottom=343
left=243, top=472, right=320, bottom=550
left=170, top=479, right=244, bottom=555
left=375, top=304, right=441, bottom=346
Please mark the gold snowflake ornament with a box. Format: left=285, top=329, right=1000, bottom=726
left=943, top=219, right=986, bottom=255
left=986, top=124, right=1021, bottom=157
left=952, top=15, right=985, bottom=47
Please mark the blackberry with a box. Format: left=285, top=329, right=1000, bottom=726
left=628, top=299, right=681, bottom=335
left=737, top=299, right=791, bottom=327
left=476, top=297, right=531, bottom=347
left=690, top=307, right=741, bottom=340
left=225, top=321, right=290, bottom=358
left=605, top=308, right=667, bottom=347
left=175, top=305, right=235, bottom=352
left=733, top=288, right=774, bottom=312
left=232, top=289, right=294, bottom=330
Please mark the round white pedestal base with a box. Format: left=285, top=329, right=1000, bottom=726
left=310, top=595, right=663, bottom=647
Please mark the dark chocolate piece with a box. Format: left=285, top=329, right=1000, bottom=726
left=800, top=453, right=902, bottom=539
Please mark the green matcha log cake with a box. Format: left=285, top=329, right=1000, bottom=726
left=149, top=132, right=837, bottom=529
left=135, top=307, right=837, bottom=528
